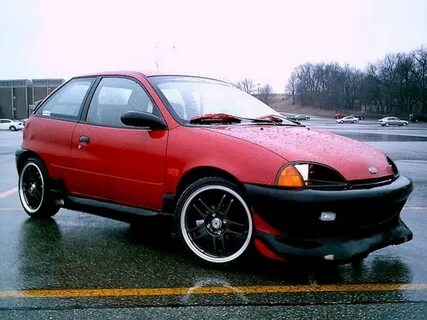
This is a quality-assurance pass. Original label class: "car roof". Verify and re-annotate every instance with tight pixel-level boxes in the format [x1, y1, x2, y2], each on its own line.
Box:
[76, 71, 226, 83]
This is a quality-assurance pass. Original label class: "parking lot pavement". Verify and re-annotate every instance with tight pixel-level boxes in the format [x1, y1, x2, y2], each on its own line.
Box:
[1, 121, 427, 319]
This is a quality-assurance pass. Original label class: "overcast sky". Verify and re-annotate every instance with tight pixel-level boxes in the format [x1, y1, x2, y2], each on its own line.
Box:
[1, 0, 426, 91]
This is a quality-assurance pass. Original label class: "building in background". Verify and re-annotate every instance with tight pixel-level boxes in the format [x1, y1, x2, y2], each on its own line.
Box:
[0, 79, 64, 119]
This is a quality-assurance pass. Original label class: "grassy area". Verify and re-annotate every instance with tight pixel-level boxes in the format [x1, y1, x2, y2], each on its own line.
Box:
[269, 95, 338, 117]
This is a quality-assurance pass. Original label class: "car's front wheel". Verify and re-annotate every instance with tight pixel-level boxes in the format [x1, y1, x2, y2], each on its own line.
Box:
[176, 177, 253, 265]
[385, 123, 390, 127]
[18, 158, 59, 219]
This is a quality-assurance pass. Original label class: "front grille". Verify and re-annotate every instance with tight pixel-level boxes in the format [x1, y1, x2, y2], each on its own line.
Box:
[307, 175, 396, 191]
[347, 175, 396, 190]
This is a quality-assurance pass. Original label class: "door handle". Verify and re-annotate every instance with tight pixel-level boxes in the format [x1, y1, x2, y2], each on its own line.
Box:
[79, 135, 90, 144]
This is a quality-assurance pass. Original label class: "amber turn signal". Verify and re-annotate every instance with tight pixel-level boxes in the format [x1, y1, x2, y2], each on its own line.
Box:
[277, 164, 305, 188]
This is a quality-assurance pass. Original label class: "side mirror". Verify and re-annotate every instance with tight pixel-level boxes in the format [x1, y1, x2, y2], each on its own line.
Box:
[121, 111, 167, 130]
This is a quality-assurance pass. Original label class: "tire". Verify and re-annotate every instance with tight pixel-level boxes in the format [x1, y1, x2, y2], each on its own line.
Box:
[403, 122, 408, 126]
[18, 158, 59, 219]
[385, 123, 390, 127]
[176, 177, 253, 265]
[339, 120, 344, 124]
[352, 121, 357, 124]
[9, 126, 16, 131]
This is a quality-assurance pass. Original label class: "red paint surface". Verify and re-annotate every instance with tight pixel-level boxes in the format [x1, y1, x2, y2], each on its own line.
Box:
[205, 126, 393, 181]
[254, 239, 287, 262]
[253, 212, 285, 237]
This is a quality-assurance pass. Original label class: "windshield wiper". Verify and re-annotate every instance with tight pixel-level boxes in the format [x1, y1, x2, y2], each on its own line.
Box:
[189, 113, 301, 126]
[189, 113, 242, 124]
[254, 115, 284, 123]
[252, 115, 302, 126]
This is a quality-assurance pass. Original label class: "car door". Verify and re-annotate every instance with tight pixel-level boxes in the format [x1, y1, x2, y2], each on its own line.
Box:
[27, 78, 96, 180]
[67, 77, 168, 210]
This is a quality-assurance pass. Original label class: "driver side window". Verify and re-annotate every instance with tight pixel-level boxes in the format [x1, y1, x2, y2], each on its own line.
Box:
[86, 77, 159, 127]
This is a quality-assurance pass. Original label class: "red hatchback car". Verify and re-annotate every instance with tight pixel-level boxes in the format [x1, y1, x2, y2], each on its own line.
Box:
[16, 72, 413, 265]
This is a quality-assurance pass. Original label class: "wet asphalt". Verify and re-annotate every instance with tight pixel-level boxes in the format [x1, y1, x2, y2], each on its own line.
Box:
[0, 118, 427, 319]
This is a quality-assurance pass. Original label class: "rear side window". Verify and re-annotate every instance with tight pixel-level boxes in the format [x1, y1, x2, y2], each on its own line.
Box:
[86, 77, 159, 127]
[35, 78, 93, 121]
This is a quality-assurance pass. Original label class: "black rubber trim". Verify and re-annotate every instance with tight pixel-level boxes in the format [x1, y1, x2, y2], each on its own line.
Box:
[63, 195, 174, 223]
[44, 178, 174, 222]
[256, 219, 413, 263]
[245, 175, 413, 206]
[15, 148, 27, 173]
[162, 193, 176, 213]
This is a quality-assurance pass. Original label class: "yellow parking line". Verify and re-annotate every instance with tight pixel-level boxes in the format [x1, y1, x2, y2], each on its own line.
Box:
[1, 283, 427, 299]
[0, 187, 18, 199]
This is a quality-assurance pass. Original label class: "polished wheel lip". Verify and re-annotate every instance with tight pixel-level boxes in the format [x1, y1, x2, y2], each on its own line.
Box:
[180, 185, 252, 264]
[19, 162, 45, 213]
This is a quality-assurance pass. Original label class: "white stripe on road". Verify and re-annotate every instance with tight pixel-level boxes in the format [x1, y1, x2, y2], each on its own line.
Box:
[0, 187, 18, 199]
[403, 206, 427, 210]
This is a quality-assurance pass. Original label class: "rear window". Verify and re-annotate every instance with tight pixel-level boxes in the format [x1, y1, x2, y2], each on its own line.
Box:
[35, 78, 94, 121]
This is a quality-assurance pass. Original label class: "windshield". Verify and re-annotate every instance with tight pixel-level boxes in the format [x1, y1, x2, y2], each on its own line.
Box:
[149, 76, 284, 122]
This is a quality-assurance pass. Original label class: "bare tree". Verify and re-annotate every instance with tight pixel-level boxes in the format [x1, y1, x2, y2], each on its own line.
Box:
[257, 84, 273, 105]
[414, 47, 427, 113]
[235, 78, 255, 94]
[285, 46, 427, 116]
[286, 73, 297, 104]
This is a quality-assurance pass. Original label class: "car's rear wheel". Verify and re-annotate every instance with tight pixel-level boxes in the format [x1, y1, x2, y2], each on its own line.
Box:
[176, 177, 253, 265]
[18, 158, 59, 219]
[9, 126, 16, 131]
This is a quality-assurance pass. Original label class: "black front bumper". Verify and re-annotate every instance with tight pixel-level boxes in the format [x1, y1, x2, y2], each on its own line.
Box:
[245, 175, 413, 262]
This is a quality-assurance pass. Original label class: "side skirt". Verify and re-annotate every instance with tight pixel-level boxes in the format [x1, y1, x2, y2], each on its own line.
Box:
[47, 178, 174, 223]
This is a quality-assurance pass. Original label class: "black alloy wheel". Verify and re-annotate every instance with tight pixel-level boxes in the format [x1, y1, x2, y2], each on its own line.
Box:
[176, 177, 253, 265]
[18, 158, 59, 218]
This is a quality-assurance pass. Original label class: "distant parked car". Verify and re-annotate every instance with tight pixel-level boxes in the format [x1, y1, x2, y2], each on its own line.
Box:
[334, 113, 347, 119]
[378, 117, 408, 127]
[350, 114, 365, 120]
[0, 119, 24, 131]
[287, 114, 310, 121]
[336, 116, 359, 124]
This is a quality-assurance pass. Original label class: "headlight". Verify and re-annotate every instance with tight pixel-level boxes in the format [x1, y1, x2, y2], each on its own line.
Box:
[276, 164, 305, 188]
[277, 162, 346, 188]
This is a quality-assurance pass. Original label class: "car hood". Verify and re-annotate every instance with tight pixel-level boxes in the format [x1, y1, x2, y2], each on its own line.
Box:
[205, 125, 394, 181]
